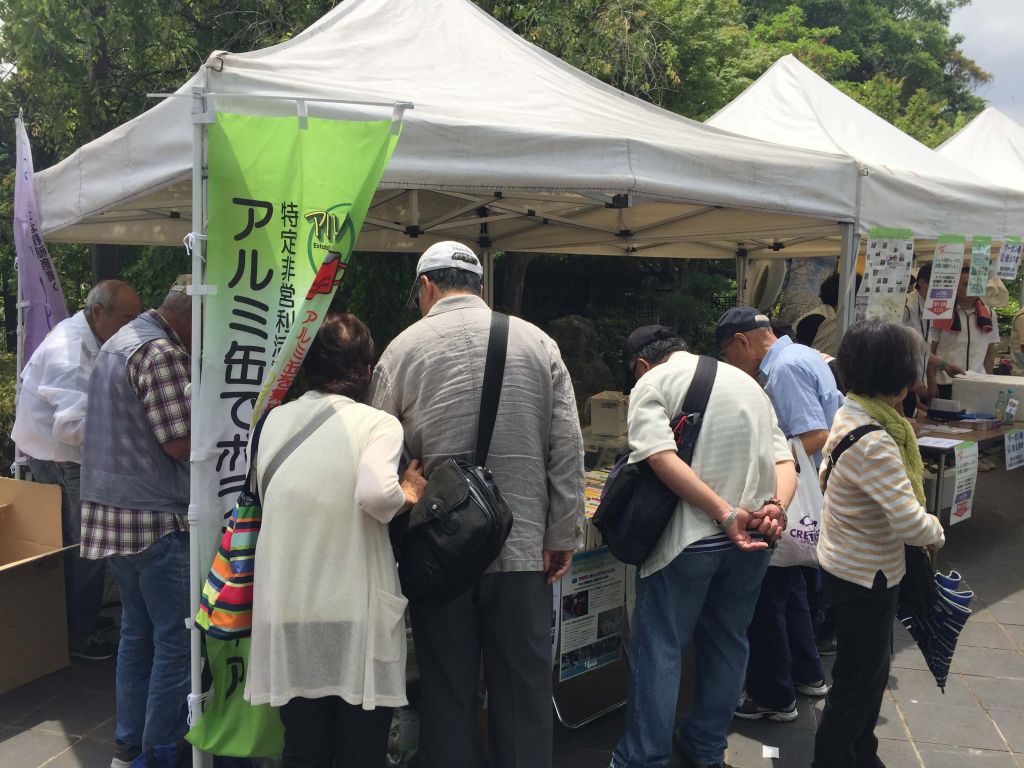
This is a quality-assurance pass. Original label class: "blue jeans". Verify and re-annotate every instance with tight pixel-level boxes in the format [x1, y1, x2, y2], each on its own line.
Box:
[108, 531, 190, 750]
[27, 459, 107, 642]
[612, 546, 771, 768]
[745, 565, 825, 708]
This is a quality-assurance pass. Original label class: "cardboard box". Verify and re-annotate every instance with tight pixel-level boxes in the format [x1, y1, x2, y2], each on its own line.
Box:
[0, 477, 69, 696]
[952, 374, 1024, 421]
[587, 391, 629, 436]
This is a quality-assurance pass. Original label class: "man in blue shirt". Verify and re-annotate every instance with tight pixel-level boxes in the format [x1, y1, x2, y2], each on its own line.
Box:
[716, 307, 844, 722]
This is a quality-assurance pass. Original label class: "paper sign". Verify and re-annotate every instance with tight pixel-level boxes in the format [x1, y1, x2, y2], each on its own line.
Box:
[551, 581, 561, 665]
[1006, 430, 1024, 471]
[762, 746, 781, 759]
[924, 235, 966, 321]
[967, 236, 992, 296]
[996, 236, 1023, 280]
[951, 441, 978, 525]
[860, 228, 914, 321]
[917, 436, 965, 449]
[559, 547, 626, 681]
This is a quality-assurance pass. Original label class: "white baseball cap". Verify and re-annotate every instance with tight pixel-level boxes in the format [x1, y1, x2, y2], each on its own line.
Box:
[405, 241, 483, 309]
[415, 241, 483, 277]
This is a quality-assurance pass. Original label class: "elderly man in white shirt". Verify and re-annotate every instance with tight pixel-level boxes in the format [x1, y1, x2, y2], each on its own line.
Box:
[610, 325, 794, 768]
[12, 279, 141, 660]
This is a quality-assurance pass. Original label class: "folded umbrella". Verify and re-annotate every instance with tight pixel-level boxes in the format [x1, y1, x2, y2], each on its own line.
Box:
[897, 570, 972, 693]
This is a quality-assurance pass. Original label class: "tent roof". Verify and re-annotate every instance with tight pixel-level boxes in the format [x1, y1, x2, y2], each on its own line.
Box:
[937, 108, 1024, 192]
[707, 55, 1024, 240]
[36, 0, 859, 258]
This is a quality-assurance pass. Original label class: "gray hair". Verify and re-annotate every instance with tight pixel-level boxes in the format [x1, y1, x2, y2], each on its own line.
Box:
[85, 280, 129, 312]
[160, 290, 192, 316]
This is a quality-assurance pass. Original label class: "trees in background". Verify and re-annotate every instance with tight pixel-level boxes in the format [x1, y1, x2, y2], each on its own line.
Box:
[0, 0, 992, 353]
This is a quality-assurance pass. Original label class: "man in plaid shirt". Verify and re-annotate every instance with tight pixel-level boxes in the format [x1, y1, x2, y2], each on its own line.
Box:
[81, 276, 192, 767]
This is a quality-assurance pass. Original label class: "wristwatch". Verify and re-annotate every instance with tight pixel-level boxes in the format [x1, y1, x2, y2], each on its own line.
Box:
[716, 506, 738, 530]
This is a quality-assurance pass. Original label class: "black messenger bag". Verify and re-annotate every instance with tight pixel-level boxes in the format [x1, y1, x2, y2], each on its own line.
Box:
[592, 356, 717, 565]
[389, 312, 515, 604]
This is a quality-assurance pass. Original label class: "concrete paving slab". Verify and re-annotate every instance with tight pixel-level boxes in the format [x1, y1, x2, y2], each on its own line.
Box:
[917, 743, 1018, 767]
[11, 689, 115, 738]
[955, 646, 1024, 679]
[901, 701, 1008, 751]
[876, 694, 913, 741]
[888, 668, 977, 709]
[965, 675, 1024, 712]
[989, 709, 1024, 753]
[0, 727, 76, 768]
[42, 737, 114, 768]
[876, 737, 924, 768]
[957, 621, 1017, 650]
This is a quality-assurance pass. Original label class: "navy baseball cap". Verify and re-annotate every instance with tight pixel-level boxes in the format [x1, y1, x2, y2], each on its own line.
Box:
[714, 307, 772, 347]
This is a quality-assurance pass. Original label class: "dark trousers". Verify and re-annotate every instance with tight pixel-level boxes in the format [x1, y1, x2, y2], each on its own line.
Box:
[746, 565, 824, 708]
[27, 459, 106, 642]
[802, 566, 835, 641]
[813, 571, 899, 768]
[279, 696, 393, 768]
[410, 571, 553, 768]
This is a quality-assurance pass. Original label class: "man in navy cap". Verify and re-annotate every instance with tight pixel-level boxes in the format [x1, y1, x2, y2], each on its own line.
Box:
[611, 324, 794, 768]
[716, 306, 844, 724]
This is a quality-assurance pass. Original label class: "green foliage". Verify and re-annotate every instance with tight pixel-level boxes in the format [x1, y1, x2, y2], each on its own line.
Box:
[0, 351, 15, 472]
[334, 251, 419, 351]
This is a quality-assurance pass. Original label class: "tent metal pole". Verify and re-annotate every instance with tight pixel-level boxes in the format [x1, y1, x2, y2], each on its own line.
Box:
[482, 248, 495, 307]
[836, 166, 866, 336]
[188, 75, 212, 768]
[837, 222, 858, 336]
[735, 247, 749, 306]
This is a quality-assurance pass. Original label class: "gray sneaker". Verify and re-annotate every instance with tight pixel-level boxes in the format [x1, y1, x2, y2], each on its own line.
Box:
[734, 693, 798, 722]
[70, 633, 117, 661]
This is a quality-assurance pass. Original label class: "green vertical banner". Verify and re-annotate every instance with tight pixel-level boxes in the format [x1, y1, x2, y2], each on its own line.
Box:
[198, 113, 399, 564]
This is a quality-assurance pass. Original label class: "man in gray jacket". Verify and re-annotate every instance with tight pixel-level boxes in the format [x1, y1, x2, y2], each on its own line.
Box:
[368, 241, 585, 768]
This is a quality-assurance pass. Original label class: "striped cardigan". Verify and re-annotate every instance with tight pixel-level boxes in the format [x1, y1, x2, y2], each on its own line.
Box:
[817, 400, 945, 590]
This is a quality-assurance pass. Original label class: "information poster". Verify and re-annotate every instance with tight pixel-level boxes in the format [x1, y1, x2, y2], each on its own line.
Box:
[967, 236, 993, 296]
[1006, 430, 1024, 471]
[951, 441, 979, 525]
[996, 236, 1023, 280]
[859, 228, 914, 321]
[924, 235, 966, 321]
[558, 547, 626, 682]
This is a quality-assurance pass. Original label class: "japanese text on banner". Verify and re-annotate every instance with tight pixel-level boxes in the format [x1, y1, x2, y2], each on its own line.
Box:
[198, 112, 399, 570]
[923, 235, 966, 322]
[858, 228, 913, 322]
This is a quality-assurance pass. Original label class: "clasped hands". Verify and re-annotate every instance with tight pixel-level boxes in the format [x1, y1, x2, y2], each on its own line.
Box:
[723, 503, 786, 551]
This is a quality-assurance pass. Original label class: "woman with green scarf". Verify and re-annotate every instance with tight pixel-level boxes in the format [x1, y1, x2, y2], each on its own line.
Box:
[812, 320, 945, 768]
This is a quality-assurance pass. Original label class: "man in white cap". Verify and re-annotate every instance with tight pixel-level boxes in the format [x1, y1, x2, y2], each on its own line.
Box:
[369, 241, 585, 768]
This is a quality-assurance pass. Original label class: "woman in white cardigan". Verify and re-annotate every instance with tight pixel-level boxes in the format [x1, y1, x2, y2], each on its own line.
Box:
[245, 312, 425, 768]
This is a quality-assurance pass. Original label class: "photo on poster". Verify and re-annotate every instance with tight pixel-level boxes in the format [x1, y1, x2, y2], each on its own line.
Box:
[558, 547, 626, 681]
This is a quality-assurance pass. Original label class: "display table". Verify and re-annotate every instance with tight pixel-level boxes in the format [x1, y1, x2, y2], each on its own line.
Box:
[915, 417, 1018, 522]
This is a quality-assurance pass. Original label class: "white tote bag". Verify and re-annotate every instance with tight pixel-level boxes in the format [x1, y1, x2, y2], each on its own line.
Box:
[770, 438, 823, 568]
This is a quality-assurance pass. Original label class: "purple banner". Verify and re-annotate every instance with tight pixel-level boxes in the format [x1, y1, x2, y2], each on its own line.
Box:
[15, 116, 68, 361]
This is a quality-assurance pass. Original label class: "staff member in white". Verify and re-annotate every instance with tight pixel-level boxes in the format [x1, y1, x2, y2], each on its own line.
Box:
[901, 263, 963, 412]
[12, 279, 141, 660]
[928, 266, 999, 398]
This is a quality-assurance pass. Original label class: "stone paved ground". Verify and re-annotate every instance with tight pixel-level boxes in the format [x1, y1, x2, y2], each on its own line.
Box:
[2, 461, 1022, 768]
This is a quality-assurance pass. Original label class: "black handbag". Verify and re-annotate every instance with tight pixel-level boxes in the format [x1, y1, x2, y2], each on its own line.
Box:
[592, 356, 718, 565]
[389, 311, 515, 604]
[823, 424, 938, 612]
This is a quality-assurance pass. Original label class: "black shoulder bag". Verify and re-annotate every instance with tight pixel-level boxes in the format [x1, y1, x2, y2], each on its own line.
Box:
[592, 355, 718, 565]
[389, 312, 515, 605]
[823, 424, 937, 614]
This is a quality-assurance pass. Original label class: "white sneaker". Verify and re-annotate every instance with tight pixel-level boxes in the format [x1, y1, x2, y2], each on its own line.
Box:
[795, 679, 829, 697]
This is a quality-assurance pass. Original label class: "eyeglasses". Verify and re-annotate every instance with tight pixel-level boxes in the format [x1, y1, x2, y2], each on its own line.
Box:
[718, 336, 737, 361]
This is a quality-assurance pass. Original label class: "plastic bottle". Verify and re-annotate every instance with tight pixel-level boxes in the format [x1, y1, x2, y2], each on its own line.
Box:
[1004, 387, 1017, 426]
[994, 388, 1009, 422]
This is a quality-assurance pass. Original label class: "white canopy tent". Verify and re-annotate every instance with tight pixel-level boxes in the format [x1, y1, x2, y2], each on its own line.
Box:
[937, 108, 1024, 192]
[706, 54, 1024, 325]
[33, 1, 867, 757]
[37, 0, 861, 260]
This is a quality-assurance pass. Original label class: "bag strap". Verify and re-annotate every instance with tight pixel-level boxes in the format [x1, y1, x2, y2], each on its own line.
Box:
[821, 424, 884, 490]
[257, 403, 338, 501]
[681, 355, 717, 415]
[475, 311, 509, 467]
